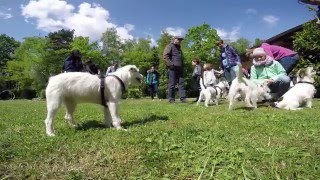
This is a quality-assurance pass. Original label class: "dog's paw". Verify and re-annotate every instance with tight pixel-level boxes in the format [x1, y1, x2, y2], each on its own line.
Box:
[46, 132, 55, 137]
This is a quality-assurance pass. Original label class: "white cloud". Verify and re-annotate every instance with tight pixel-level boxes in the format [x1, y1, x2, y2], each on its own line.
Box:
[164, 27, 186, 37]
[216, 26, 241, 42]
[263, 15, 279, 26]
[0, 6, 13, 19]
[21, 0, 134, 41]
[246, 8, 257, 15]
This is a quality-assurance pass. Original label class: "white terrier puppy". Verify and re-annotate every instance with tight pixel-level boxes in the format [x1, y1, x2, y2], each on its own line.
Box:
[44, 65, 143, 136]
[197, 78, 229, 107]
[228, 65, 271, 110]
[275, 67, 317, 110]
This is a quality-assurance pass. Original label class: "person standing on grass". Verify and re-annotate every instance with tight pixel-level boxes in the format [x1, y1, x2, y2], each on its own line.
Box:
[63, 49, 83, 72]
[146, 65, 161, 101]
[106, 60, 120, 75]
[217, 39, 241, 86]
[191, 58, 202, 102]
[163, 36, 187, 103]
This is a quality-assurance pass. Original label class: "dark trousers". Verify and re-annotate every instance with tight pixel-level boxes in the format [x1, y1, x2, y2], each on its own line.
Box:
[149, 84, 160, 99]
[168, 68, 186, 102]
[279, 54, 299, 75]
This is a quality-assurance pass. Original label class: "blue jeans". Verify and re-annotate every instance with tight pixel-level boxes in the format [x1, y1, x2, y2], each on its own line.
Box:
[269, 75, 291, 98]
[279, 54, 299, 74]
[149, 84, 160, 99]
[224, 65, 239, 85]
[168, 68, 186, 102]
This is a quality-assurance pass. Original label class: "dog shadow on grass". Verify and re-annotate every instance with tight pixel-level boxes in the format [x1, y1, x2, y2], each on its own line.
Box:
[75, 114, 169, 131]
[122, 114, 169, 128]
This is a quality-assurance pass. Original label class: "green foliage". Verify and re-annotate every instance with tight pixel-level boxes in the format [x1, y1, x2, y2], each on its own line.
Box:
[127, 88, 143, 98]
[230, 38, 251, 55]
[1, 99, 320, 179]
[0, 34, 20, 89]
[293, 21, 320, 87]
[101, 28, 123, 63]
[253, 38, 263, 48]
[70, 36, 107, 70]
[155, 32, 172, 98]
[184, 23, 220, 63]
[6, 37, 47, 89]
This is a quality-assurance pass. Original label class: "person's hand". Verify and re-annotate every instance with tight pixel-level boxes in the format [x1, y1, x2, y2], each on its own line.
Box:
[219, 70, 224, 74]
[266, 79, 274, 85]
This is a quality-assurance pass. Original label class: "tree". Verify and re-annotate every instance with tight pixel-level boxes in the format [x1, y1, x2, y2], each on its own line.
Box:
[6, 37, 46, 90]
[70, 36, 106, 70]
[184, 23, 220, 64]
[101, 28, 123, 63]
[122, 38, 153, 74]
[230, 38, 251, 55]
[253, 38, 263, 48]
[155, 32, 173, 98]
[0, 34, 20, 89]
[293, 21, 320, 94]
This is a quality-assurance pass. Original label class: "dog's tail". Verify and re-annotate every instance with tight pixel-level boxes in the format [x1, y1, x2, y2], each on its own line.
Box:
[236, 64, 247, 85]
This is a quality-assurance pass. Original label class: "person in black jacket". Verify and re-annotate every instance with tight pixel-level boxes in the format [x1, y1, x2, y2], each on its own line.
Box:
[84, 60, 99, 75]
[163, 36, 187, 103]
[63, 49, 83, 72]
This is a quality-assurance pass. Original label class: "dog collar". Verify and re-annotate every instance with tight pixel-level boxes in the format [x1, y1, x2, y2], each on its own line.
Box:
[297, 81, 314, 85]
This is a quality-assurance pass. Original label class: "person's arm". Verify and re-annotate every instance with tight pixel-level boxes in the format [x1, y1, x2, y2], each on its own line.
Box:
[261, 43, 274, 59]
[163, 44, 172, 66]
[270, 61, 286, 81]
[230, 46, 241, 64]
[250, 66, 265, 84]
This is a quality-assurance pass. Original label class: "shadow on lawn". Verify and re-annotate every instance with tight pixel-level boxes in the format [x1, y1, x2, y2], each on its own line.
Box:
[75, 114, 169, 131]
[122, 114, 169, 128]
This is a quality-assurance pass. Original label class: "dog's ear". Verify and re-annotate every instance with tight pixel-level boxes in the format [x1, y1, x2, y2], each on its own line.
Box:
[129, 67, 138, 72]
[297, 68, 306, 78]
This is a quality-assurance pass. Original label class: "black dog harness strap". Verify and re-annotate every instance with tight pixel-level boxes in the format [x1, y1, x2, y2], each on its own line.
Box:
[99, 74, 126, 107]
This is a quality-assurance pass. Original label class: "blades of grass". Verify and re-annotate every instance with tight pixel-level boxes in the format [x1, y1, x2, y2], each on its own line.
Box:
[197, 154, 211, 180]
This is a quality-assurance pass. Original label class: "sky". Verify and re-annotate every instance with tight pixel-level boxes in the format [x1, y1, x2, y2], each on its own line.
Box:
[0, 0, 316, 45]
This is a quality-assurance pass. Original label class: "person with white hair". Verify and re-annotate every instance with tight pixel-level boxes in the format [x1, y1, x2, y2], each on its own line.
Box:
[250, 47, 291, 100]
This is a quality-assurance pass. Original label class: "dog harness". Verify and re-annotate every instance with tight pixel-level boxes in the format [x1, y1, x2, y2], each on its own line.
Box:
[99, 74, 126, 107]
[297, 81, 314, 85]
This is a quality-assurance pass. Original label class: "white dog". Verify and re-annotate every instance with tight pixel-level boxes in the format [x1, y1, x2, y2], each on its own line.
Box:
[275, 67, 316, 110]
[44, 65, 143, 136]
[228, 65, 271, 110]
[197, 78, 229, 107]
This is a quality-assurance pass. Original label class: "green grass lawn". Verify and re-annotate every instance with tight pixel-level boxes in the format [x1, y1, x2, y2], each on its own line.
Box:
[0, 99, 320, 179]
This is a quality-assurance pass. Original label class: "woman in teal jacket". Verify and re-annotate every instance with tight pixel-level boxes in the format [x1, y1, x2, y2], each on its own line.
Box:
[146, 66, 161, 100]
[250, 48, 290, 100]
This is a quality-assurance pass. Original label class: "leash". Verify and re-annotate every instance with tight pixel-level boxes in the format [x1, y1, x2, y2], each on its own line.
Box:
[99, 74, 126, 107]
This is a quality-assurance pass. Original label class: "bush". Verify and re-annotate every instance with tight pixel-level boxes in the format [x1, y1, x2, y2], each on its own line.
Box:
[293, 21, 320, 97]
[127, 88, 142, 99]
[20, 88, 37, 99]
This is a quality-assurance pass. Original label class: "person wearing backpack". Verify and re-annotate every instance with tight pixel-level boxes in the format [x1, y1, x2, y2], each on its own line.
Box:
[146, 65, 161, 101]
[63, 49, 83, 72]
[217, 39, 241, 85]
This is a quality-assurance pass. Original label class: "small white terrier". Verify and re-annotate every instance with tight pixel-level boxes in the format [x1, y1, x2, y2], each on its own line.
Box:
[228, 65, 271, 110]
[197, 78, 229, 107]
[44, 65, 143, 136]
[275, 67, 317, 110]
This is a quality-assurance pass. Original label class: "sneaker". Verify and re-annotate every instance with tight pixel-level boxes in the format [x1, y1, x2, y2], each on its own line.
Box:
[169, 100, 175, 103]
